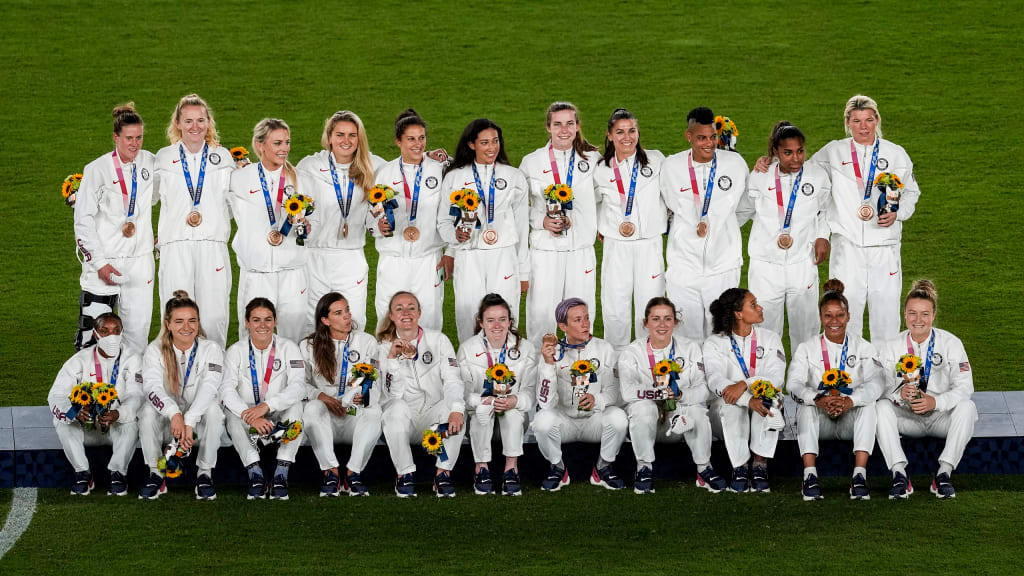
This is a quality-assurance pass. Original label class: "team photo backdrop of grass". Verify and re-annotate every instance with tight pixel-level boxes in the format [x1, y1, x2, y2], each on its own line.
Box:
[1, 0, 1021, 403]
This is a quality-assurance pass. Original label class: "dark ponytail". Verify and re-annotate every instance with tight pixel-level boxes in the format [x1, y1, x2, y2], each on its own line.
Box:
[768, 121, 805, 159]
[709, 288, 749, 335]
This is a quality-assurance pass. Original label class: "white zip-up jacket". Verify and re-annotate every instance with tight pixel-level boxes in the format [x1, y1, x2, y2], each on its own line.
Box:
[877, 328, 973, 411]
[745, 160, 831, 265]
[594, 151, 667, 241]
[458, 333, 538, 414]
[142, 338, 224, 427]
[520, 144, 603, 251]
[536, 336, 621, 418]
[618, 336, 709, 406]
[703, 326, 786, 408]
[296, 150, 387, 250]
[75, 150, 157, 278]
[301, 330, 383, 408]
[372, 156, 448, 258]
[49, 345, 143, 425]
[228, 162, 305, 272]
[660, 149, 750, 275]
[221, 335, 306, 418]
[153, 144, 234, 244]
[380, 329, 465, 415]
[787, 333, 884, 407]
[810, 137, 920, 247]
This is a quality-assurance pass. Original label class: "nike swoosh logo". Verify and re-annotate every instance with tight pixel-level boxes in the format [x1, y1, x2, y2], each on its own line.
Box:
[464, 181, 475, 186]
[393, 180, 403, 186]
[679, 187, 691, 192]
[890, 271, 898, 276]
[767, 187, 776, 191]
[147, 279, 153, 284]
[841, 161, 854, 165]
[807, 284, 814, 290]
[356, 279, 365, 285]
[301, 289, 307, 294]
[89, 373, 96, 377]
[172, 160, 180, 164]
[216, 266, 225, 272]
[651, 274, 661, 279]
[112, 180, 120, 185]
[249, 189, 259, 194]
[609, 178, 617, 183]
[476, 351, 487, 357]
[434, 281, 442, 287]
[585, 268, 594, 274]
[504, 274, 514, 280]
[320, 168, 331, 172]
[542, 169, 553, 174]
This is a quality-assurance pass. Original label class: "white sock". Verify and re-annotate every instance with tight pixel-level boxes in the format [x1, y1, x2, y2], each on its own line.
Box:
[853, 466, 867, 479]
[803, 467, 817, 480]
[892, 463, 907, 477]
[696, 462, 711, 473]
[637, 460, 652, 471]
[938, 462, 953, 477]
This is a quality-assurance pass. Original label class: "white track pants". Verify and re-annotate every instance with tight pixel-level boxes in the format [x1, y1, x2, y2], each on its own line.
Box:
[303, 398, 383, 473]
[237, 267, 308, 342]
[531, 406, 628, 465]
[453, 247, 521, 344]
[601, 237, 666, 349]
[158, 240, 232, 347]
[709, 397, 780, 468]
[468, 405, 527, 463]
[306, 247, 369, 333]
[747, 258, 820, 348]
[796, 403, 877, 456]
[138, 402, 223, 472]
[381, 400, 465, 475]
[875, 399, 977, 470]
[829, 235, 902, 342]
[81, 254, 154, 355]
[55, 420, 138, 474]
[665, 266, 740, 342]
[374, 252, 444, 332]
[526, 247, 597, 340]
[626, 401, 712, 466]
[224, 404, 303, 467]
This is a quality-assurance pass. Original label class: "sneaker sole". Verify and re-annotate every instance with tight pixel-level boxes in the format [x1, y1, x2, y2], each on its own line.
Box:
[473, 489, 495, 495]
[541, 476, 570, 492]
[695, 478, 723, 494]
[754, 487, 771, 493]
[107, 489, 127, 497]
[320, 491, 340, 498]
[589, 474, 623, 491]
[71, 480, 94, 496]
[395, 490, 417, 498]
[930, 487, 955, 499]
[802, 493, 824, 501]
[889, 492, 909, 500]
[139, 484, 167, 500]
[269, 494, 289, 501]
[502, 490, 523, 496]
[633, 487, 655, 495]
[434, 491, 455, 498]
[248, 494, 267, 500]
[726, 486, 751, 493]
[849, 493, 871, 500]
[196, 494, 218, 501]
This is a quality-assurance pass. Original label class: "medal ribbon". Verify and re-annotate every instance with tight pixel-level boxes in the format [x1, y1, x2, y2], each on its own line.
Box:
[336, 336, 352, 397]
[688, 153, 717, 221]
[547, 144, 575, 187]
[906, 331, 936, 391]
[775, 165, 804, 233]
[729, 329, 757, 379]
[612, 155, 640, 220]
[849, 139, 880, 203]
[328, 155, 355, 222]
[179, 143, 208, 209]
[820, 335, 849, 373]
[483, 334, 509, 368]
[180, 340, 199, 394]
[472, 163, 497, 226]
[92, 348, 121, 386]
[555, 336, 591, 362]
[248, 337, 276, 404]
[399, 158, 423, 223]
[111, 151, 138, 219]
[257, 162, 287, 229]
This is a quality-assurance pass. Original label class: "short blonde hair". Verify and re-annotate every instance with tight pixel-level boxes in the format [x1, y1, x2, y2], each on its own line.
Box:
[166, 94, 220, 146]
[843, 94, 883, 139]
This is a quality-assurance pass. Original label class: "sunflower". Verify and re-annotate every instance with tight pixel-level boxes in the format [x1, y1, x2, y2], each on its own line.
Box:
[822, 369, 839, 386]
[230, 146, 249, 160]
[571, 360, 592, 375]
[556, 187, 571, 202]
[487, 363, 512, 382]
[463, 195, 478, 211]
[899, 355, 920, 373]
[653, 360, 672, 375]
[450, 190, 465, 204]
[61, 180, 73, 198]
[285, 197, 304, 217]
[368, 186, 389, 204]
[96, 392, 110, 405]
[283, 421, 303, 443]
[422, 430, 443, 454]
[107, 388, 118, 400]
[714, 116, 724, 131]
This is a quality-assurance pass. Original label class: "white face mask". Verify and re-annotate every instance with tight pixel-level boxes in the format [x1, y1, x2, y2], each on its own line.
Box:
[95, 333, 122, 357]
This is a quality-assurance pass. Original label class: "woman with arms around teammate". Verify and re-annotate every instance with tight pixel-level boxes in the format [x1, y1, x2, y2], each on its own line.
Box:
[458, 293, 537, 496]
[787, 279, 884, 500]
[373, 109, 451, 331]
[703, 288, 786, 493]
[139, 291, 225, 500]
[228, 118, 308, 341]
[439, 118, 530, 343]
[519, 102, 603, 339]
[302, 292, 384, 497]
[378, 291, 466, 497]
[875, 280, 976, 499]
[152, 94, 234, 346]
[592, 108, 667, 349]
[617, 297, 726, 494]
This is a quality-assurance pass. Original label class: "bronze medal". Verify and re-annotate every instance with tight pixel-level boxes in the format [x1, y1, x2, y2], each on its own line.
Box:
[696, 221, 709, 238]
[400, 341, 418, 358]
[267, 230, 284, 246]
[341, 222, 349, 238]
[618, 222, 635, 237]
[122, 222, 136, 237]
[777, 233, 794, 250]
[858, 204, 875, 221]
[542, 333, 558, 348]
[404, 225, 420, 242]
[186, 211, 203, 227]
[482, 229, 499, 245]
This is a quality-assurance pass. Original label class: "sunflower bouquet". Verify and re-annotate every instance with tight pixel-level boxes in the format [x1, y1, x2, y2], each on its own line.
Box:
[66, 382, 96, 422]
[874, 172, 904, 215]
[714, 115, 739, 151]
[422, 423, 450, 462]
[368, 184, 399, 237]
[345, 362, 378, 415]
[817, 369, 854, 398]
[248, 419, 304, 449]
[448, 189, 481, 236]
[569, 359, 599, 411]
[158, 437, 191, 479]
[282, 192, 315, 245]
[750, 379, 785, 430]
[895, 354, 924, 400]
[651, 359, 682, 411]
[61, 173, 82, 207]
[543, 183, 574, 237]
[230, 146, 251, 168]
[90, 383, 120, 433]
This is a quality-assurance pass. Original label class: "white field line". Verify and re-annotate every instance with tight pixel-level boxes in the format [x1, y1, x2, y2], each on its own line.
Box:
[0, 488, 37, 560]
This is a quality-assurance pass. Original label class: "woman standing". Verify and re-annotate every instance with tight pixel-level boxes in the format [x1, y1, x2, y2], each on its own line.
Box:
[439, 118, 529, 343]
[153, 94, 234, 346]
[788, 280, 883, 500]
[592, 108, 666, 349]
[373, 109, 450, 331]
[228, 118, 308, 341]
[302, 292, 384, 497]
[703, 288, 786, 493]
[458, 293, 537, 496]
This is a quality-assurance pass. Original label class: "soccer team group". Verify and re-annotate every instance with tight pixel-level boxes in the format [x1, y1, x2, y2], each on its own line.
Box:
[49, 93, 976, 502]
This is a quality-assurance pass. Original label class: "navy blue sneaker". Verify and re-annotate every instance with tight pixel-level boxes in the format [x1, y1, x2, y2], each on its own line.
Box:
[541, 465, 569, 492]
[433, 471, 456, 498]
[269, 475, 289, 501]
[696, 467, 727, 493]
[395, 473, 417, 498]
[139, 472, 166, 500]
[802, 473, 823, 501]
[889, 472, 912, 500]
[344, 471, 369, 497]
[108, 471, 127, 496]
[319, 470, 340, 498]
[70, 471, 93, 496]
[849, 473, 870, 500]
[931, 473, 955, 499]
[634, 466, 655, 495]
[502, 469, 522, 496]
[248, 471, 267, 500]
[728, 466, 750, 493]
[751, 465, 770, 493]
[474, 467, 494, 495]
[195, 474, 217, 501]
[590, 465, 625, 490]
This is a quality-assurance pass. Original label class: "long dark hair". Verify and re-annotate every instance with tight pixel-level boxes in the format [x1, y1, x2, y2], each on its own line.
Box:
[710, 288, 750, 336]
[472, 293, 522, 353]
[601, 108, 649, 168]
[445, 118, 510, 176]
[546, 102, 598, 155]
[306, 292, 350, 383]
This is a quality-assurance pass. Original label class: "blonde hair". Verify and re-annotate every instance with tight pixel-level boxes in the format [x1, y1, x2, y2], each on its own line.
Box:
[905, 279, 938, 313]
[320, 111, 375, 194]
[843, 94, 883, 139]
[158, 290, 206, 396]
[166, 93, 220, 146]
[252, 118, 297, 190]
[376, 291, 420, 342]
